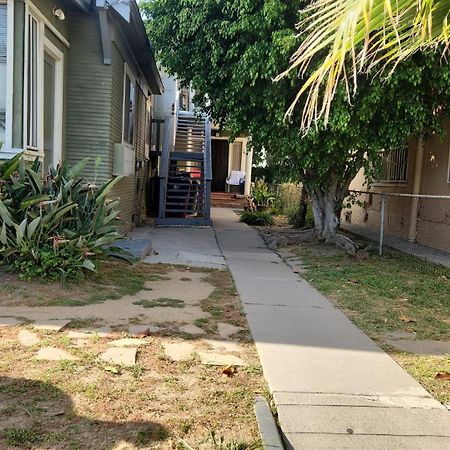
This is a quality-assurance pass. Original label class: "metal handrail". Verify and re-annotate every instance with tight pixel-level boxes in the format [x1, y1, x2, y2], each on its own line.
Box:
[158, 116, 171, 218]
[348, 190, 450, 200]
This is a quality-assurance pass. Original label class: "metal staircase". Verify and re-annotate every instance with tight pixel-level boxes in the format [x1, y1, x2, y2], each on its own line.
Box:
[157, 112, 212, 226]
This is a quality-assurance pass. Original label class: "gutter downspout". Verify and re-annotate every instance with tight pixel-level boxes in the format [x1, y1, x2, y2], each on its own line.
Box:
[407, 135, 424, 243]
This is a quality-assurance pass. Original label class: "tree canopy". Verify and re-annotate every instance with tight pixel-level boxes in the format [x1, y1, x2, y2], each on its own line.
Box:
[143, 0, 450, 246]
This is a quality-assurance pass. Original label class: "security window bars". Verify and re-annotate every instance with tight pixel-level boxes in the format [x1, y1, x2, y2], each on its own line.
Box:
[378, 146, 408, 183]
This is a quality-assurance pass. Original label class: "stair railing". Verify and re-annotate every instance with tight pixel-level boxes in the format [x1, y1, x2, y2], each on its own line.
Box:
[203, 117, 212, 221]
[158, 116, 171, 219]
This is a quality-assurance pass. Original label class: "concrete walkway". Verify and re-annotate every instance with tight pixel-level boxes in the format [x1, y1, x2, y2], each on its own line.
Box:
[343, 223, 450, 268]
[131, 225, 226, 269]
[212, 208, 450, 449]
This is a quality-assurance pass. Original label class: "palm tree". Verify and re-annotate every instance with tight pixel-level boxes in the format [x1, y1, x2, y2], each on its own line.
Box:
[277, 0, 450, 130]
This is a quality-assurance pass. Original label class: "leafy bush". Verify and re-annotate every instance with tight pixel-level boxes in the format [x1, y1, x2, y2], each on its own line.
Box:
[240, 210, 274, 226]
[251, 178, 275, 206]
[0, 155, 123, 281]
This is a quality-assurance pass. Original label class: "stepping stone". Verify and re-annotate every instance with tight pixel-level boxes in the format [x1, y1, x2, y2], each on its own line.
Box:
[18, 330, 41, 347]
[179, 324, 205, 336]
[202, 339, 243, 353]
[33, 320, 71, 332]
[386, 339, 450, 356]
[35, 347, 79, 361]
[92, 326, 114, 337]
[198, 351, 246, 367]
[108, 338, 148, 347]
[0, 317, 21, 327]
[67, 330, 96, 339]
[217, 323, 242, 338]
[163, 342, 195, 362]
[383, 331, 416, 341]
[99, 347, 137, 367]
[128, 325, 162, 336]
[74, 339, 91, 348]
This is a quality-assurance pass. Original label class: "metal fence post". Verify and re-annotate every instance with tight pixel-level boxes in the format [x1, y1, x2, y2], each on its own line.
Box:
[379, 194, 386, 256]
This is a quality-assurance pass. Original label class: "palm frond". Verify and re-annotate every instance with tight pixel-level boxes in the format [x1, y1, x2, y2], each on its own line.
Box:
[277, 0, 450, 130]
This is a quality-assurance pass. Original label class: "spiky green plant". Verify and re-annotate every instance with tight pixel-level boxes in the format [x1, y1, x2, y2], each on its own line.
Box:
[0, 155, 123, 280]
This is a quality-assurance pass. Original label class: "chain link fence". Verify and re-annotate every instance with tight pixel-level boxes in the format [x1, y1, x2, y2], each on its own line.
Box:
[341, 190, 450, 265]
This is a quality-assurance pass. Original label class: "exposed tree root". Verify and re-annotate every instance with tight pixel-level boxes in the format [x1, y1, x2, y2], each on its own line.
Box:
[324, 232, 358, 255]
[259, 228, 358, 255]
[258, 228, 315, 250]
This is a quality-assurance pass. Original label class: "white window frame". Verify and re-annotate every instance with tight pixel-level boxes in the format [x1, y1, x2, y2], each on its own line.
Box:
[122, 64, 136, 145]
[23, 2, 44, 155]
[22, 1, 68, 159]
[43, 36, 64, 167]
[0, 0, 14, 152]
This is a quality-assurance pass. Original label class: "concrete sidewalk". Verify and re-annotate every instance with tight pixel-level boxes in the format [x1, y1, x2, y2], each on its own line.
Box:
[213, 208, 450, 449]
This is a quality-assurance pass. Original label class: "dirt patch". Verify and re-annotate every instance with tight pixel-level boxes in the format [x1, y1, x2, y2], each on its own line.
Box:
[0, 261, 172, 308]
[0, 265, 267, 449]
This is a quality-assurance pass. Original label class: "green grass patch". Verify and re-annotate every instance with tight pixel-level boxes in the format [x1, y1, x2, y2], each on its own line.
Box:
[292, 239, 450, 402]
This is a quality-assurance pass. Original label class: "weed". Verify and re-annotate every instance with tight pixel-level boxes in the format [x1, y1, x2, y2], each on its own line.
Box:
[3, 427, 42, 446]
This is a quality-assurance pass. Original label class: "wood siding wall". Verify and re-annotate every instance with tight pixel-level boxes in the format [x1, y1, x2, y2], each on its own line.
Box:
[65, 13, 113, 181]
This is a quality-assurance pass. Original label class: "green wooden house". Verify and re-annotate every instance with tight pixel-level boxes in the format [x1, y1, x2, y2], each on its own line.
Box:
[0, 0, 163, 230]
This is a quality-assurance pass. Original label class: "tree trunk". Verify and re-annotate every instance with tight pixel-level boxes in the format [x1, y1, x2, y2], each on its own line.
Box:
[310, 177, 357, 254]
[292, 185, 308, 228]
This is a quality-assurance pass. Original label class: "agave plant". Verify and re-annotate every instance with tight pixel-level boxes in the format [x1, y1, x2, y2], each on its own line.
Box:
[277, 0, 450, 129]
[0, 155, 123, 280]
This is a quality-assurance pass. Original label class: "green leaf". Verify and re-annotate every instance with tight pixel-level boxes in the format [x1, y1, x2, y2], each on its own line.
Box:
[27, 216, 41, 240]
[82, 259, 96, 272]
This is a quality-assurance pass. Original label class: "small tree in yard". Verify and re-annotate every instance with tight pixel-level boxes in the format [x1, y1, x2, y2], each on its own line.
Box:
[143, 0, 450, 252]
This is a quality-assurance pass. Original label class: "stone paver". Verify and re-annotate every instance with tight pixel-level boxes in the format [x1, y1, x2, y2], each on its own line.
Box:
[212, 207, 450, 449]
[99, 347, 137, 367]
[202, 339, 243, 353]
[66, 330, 96, 339]
[128, 325, 162, 336]
[217, 322, 242, 338]
[35, 347, 78, 361]
[386, 338, 450, 356]
[33, 320, 71, 331]
[18, 329, 41, 346]
[163, 342, 195, 362]
[179, 324, 205, 335]
[197, 351, 246, 366]
[0, 317, 22, 327]
[108, 338, 148, 347]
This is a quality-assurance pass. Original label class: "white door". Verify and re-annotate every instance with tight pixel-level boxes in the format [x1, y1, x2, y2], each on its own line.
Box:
[43, 38, 63, 170]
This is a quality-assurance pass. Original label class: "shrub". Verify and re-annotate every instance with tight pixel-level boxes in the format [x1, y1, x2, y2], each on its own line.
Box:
[240, 210, 274, 226]
[0, 155, 123, 281]
[251, 178, 275, 206]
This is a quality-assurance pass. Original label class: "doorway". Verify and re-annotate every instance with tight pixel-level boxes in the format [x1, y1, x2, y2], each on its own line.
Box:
[211, 139, 229, 192]
[43, 38, 63, 170]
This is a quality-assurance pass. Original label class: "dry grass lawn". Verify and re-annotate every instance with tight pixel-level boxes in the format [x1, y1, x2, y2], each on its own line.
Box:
[0, 262, 266, 449]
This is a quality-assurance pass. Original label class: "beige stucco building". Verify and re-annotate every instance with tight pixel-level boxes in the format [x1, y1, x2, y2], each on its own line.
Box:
[345, 125, 450, 254]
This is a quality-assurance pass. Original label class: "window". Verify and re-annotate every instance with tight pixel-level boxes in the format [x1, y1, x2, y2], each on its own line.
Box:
[0, 2, 7, 150]
[377, 145, 408, 183]
[123, 71, 135, 145]
[179, 88, 190, 111]
[25, 11, 39, 150]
